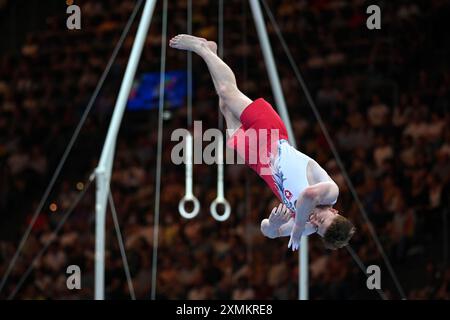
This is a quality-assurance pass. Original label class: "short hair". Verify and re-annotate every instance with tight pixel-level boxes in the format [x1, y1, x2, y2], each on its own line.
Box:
[322, 215, 356, 250]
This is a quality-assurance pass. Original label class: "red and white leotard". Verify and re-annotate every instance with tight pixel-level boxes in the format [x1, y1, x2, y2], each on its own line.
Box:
[226, 98, 314, 213]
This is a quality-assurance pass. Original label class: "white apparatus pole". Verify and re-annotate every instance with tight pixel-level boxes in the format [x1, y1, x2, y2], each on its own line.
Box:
[248, 0, 308, 300]
[94, 0, 157, 300]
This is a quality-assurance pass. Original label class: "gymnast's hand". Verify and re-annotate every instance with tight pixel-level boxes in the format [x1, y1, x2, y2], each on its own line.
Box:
[288, 223, 303, 251]
[268, 203, 291, 228]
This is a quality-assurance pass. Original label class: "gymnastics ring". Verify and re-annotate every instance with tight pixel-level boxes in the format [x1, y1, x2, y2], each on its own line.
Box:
[178, 194, 200, 219]
[210, 196, 231, 222]
[178, 133, 200, 219]
[209, 135, 231, 221]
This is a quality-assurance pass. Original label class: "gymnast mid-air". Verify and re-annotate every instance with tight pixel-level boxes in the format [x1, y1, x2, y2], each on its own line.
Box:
[169, 34, 355, 251]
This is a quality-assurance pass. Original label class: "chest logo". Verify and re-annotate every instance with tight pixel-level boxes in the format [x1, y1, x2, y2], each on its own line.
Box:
[284, 189, 293, 200]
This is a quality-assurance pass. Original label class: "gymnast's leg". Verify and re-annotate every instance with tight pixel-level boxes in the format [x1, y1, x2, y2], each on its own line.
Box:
[199, 39, 242, 134]
[169, 34, 252, 128]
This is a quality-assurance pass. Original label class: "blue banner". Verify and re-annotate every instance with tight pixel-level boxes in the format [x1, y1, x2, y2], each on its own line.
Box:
[127, 71, 188, 110]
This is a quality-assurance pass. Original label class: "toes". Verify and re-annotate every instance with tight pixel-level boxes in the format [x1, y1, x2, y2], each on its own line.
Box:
[171, 35, 182, 42]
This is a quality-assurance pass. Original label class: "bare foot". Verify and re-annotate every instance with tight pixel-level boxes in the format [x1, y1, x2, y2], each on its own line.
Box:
[169, 34, 208, 52]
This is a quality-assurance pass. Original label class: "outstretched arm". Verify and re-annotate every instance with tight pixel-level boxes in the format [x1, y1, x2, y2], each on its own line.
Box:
[288, 182, 339, 250]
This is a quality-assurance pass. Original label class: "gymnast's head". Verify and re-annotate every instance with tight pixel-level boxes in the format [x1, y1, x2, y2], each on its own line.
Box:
[310, 205, 356, 250]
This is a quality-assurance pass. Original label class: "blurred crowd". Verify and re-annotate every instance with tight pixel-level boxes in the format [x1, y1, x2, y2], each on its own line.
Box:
[0, 0, 449, 299]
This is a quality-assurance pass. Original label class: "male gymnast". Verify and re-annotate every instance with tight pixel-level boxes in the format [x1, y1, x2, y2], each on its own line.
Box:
[169, 34, 355, 251]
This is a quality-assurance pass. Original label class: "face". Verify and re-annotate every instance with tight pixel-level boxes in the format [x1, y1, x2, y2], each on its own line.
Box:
[309, 206, 339, 236]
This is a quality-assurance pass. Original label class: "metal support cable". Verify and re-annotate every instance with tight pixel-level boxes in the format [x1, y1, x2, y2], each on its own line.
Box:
[150, 0, 168, 301]
[178, 0, 200, 220]
[209, 0, 231, 222]
[346, 246, 388, 300]
[218, 0, 224, 130]
[108, 192, 136, 300]
[8, 174, 95, 299]
[187, 0, 193, 127]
